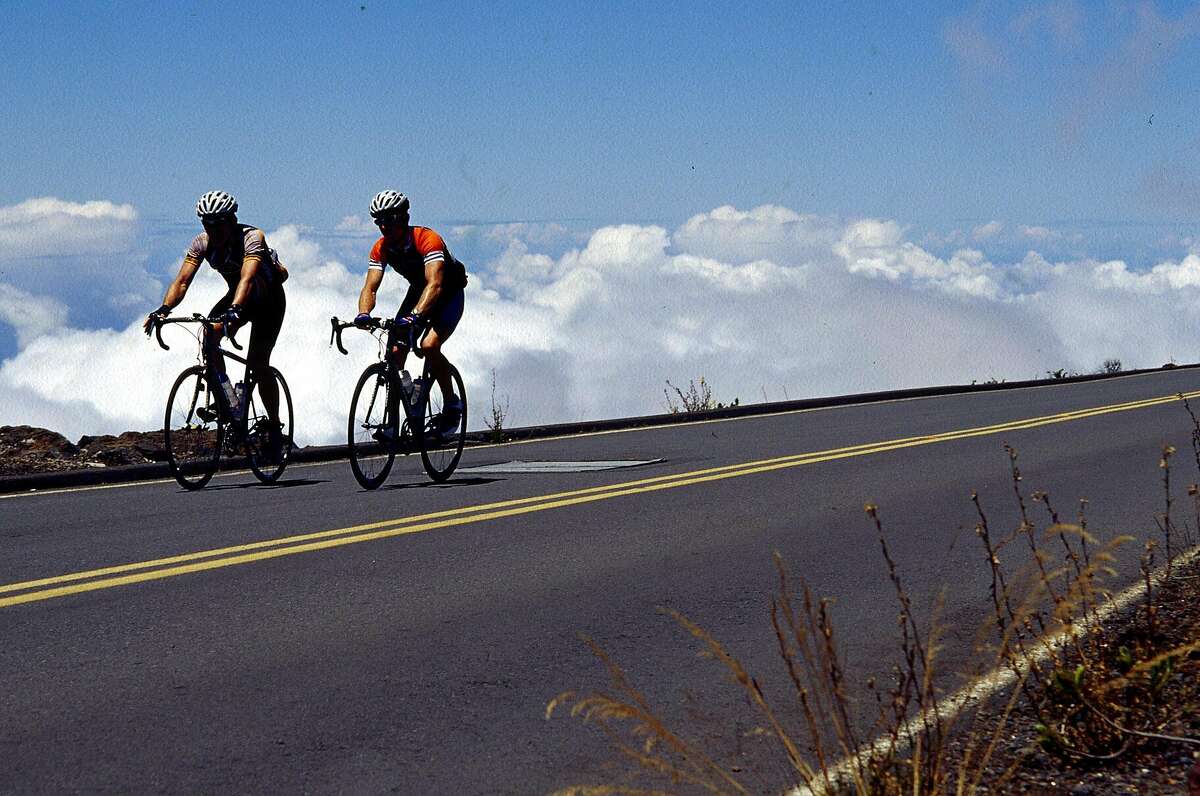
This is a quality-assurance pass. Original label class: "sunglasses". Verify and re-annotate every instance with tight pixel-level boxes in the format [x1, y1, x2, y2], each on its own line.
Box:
[374, 215, 405, 228]
[201, 215, 231, 227]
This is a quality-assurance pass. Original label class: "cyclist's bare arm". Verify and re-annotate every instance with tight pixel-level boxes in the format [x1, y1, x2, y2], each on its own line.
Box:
[358, 267, 384, 315]
[411, 259, 445, 316]
[231, 254, 263, 307]
[164, 255, 202, 309]
[144, 255, 201, 332]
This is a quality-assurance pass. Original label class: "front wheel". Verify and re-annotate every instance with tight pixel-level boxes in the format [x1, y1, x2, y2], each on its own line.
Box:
[245, 366, 294, 483]
[164, 365, 224, 490]
[418, 362, 467, 483]
[348, 362, 398, 490]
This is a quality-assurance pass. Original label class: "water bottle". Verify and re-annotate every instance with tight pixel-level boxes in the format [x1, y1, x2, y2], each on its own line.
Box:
[409, 377, 425, 411]
[233, 381, 246, 420]
[218, 372, 239, 417]
[399, 369, 413, 399]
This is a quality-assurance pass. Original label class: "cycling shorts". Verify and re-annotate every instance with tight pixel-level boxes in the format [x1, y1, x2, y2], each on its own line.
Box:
[209, 285, 286, 363]
[399, 287, 464, 339]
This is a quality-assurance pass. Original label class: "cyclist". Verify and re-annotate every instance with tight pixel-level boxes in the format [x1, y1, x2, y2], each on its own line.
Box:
[144, 191, 289, 455]
[354, 190, 467, 437]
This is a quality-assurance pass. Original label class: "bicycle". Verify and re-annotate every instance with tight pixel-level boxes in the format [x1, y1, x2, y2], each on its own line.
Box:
[151, 314, 294, 490]
[330, 316, 467, 489]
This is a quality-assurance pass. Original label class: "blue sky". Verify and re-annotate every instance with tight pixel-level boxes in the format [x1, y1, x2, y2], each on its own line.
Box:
[6, 2, 1200, 441]
[3, 1, 1199, 248]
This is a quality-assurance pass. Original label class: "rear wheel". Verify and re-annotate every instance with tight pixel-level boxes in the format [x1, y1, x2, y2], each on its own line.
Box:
[418, 362, 467, 483]
[245, 366, 294, 483]
[349, 362, 398, 489]
[164, 365, 223, 490]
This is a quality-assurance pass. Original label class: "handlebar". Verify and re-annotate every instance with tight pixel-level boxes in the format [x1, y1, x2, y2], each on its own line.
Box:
[150, 314, 243, 352]
[329, 316, 424, 359]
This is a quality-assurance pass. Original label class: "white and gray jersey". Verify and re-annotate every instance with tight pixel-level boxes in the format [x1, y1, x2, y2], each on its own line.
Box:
[186, 224, 283, 296]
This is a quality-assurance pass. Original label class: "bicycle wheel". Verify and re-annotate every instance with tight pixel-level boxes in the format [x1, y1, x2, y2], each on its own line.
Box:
[418, 361, 467, 483]
[164, 365, 224, 490]
[349, 362, 398, 489]
[245, 366, 294, 483]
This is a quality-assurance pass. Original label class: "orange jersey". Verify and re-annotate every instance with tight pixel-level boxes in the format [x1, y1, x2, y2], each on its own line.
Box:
[368, 226, 468, 291]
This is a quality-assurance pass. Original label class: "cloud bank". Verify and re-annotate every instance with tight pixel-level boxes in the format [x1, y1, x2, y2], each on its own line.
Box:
[2, 198, 1197, 446]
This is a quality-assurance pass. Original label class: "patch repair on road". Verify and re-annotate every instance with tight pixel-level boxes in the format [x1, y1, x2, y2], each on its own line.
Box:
[455, 459, 665, 474]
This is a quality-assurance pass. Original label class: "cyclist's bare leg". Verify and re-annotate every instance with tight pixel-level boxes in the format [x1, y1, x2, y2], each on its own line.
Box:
[387, 343, 410, 373]
[247, 352, 280, 422]
[419, 328, 454, 398]
[203, 323, 229, 380]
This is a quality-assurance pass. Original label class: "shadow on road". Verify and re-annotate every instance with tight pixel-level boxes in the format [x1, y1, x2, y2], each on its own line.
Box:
[381, 477, 503, 491]
[189, 478, 328, 492]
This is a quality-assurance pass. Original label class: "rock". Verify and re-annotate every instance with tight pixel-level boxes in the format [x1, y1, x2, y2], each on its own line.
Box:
[77, 431, 168, 465]
[0, 426, 168, 476]
[0, 426, 78, 458]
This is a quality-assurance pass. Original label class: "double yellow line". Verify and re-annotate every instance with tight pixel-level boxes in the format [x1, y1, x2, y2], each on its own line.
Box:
[3, 390, 1197, 610]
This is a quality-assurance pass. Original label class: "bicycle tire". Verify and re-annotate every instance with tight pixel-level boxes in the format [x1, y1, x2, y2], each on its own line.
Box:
[418, 361, 467, 483]
[349, 362, 397, 490]
[164, 365, 224, 490]
[245, 366, 294, 483]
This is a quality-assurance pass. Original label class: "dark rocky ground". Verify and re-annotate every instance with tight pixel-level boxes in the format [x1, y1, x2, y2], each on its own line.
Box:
[0, 425, 168, 476]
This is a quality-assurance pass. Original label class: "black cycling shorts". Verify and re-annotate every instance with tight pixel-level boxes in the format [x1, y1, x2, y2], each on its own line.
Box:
[209, 285, 286, 364]
[398, 286, 465, 339]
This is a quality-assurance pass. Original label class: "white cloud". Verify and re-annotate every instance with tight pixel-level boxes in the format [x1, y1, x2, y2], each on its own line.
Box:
[836, 221, 1003, 300]
[674, 204, 839, 264]
[972, 220, 1003, 240]
[5, 203, 1200, 445]
[453, 222, 577, 250]
[1021, 225, 1060, 241]
[0, 197, 158, 338]
[0, 197, 138, 259]
[334, 215, 376, 236]
[0, 284, 70, 348]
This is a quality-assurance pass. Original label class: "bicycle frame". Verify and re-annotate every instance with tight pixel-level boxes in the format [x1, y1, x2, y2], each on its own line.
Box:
[331, 316, 421, 428]
[154, 314, 249, 425]
[331, 314, 468, 486]
[152, 313, 294, 488]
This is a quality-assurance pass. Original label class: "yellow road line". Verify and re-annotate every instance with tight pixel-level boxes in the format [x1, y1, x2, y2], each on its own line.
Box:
[3, 390, 1197, 609]
[2, 368, 1177, 503]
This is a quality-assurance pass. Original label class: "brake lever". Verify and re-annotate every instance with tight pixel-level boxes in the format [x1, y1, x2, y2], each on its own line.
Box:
[408, 323, 425, 359]
[209, 316, 244, 351]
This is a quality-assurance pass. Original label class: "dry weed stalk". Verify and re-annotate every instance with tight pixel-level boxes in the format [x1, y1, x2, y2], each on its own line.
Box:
[551, 436, 1200, 793]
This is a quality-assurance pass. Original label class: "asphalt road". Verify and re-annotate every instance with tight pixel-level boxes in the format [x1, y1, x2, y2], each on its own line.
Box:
[3, 368, 1199, 794]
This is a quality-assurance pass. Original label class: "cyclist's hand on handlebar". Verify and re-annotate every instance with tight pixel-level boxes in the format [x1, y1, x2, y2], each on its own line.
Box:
[143, 304, 170, 336]
[353, 312, 373, 329]
[223, 304, 246, 331]
[396, 312, 428, 334]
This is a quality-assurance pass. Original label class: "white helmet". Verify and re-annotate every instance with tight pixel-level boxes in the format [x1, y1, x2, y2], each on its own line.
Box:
[196, 190, 238, 218]
[369, 190, 410, 219]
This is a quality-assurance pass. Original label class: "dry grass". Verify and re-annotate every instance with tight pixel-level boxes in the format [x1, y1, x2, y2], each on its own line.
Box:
[485, 368, 511, 443]
[548, 404, 1200, 794]
[663, 378, 740, 414]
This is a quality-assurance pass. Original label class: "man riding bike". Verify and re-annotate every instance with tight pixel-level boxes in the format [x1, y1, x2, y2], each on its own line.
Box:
[144, 191, 289, 454]
[354, 190, 467, 437]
